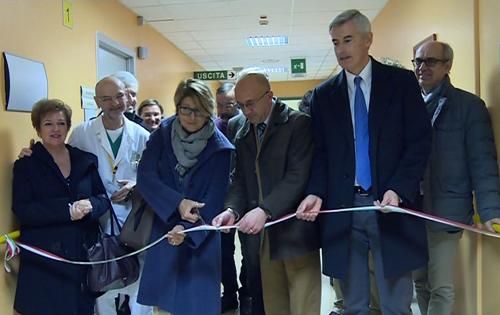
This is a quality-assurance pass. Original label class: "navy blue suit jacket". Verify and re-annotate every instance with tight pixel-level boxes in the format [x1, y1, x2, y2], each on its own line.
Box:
[308, 58, 432, 279]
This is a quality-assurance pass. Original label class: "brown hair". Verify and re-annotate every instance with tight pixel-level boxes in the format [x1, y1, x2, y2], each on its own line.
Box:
[138, 99, 164, 115]
[174, 79, 215, 117]
[31, 99, 72, 132]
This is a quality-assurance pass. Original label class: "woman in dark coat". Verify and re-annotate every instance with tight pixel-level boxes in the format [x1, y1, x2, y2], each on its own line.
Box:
[12, 99, 110, 315]
[136, 79, 233, 315]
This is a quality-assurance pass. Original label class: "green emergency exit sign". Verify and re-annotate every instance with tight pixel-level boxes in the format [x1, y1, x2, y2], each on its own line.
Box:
[291, 58, 306, 74]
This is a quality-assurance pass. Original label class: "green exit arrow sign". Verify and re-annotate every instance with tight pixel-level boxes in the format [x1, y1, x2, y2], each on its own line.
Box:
[194, 70, 236, 81]
[291, 58, 306, 74]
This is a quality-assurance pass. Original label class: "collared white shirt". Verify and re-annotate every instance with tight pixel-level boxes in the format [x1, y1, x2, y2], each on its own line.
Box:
[345, 59, 372, 130]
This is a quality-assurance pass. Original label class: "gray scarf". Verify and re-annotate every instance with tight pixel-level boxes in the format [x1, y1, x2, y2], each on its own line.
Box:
[171, 117, 215, 177]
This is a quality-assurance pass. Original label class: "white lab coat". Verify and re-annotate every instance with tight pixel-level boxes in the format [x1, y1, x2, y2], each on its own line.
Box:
[69, 115, 153, 315]
[68, 115, 149, 232]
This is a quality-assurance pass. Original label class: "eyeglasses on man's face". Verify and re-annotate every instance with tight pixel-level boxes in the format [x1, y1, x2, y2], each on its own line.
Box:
[412, 57, 449, 68]
[217, 102, 236, 110]
[178, 106, 208, 118]
[236, 91, 270, 110]
[97, 92, 127, 103]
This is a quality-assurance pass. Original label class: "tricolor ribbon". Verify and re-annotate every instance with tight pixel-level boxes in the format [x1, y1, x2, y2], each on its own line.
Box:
[3, 205, 500, 271]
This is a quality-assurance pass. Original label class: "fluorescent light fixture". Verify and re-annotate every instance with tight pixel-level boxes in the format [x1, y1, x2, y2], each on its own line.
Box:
[258, 66, 288, 73]
[246, 35, 288, 47]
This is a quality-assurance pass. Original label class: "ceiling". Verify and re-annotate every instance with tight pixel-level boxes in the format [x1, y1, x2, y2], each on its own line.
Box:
[120, 0, 388, 81]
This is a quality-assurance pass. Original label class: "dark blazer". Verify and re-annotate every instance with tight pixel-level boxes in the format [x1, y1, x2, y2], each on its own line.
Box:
[423, 76, 500, 230]
[308, 58, 432, 279]
[226, 111, 246, 142]
[12, 142, 110, 315]
[136, 116, 233, 315]
[225, 100, 320, 260]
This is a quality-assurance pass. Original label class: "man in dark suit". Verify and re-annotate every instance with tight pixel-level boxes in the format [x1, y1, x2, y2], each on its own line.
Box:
[214, 68, 321, 315]
[297, 9, 432, 315]
[213, 82, 249, 313]
[412, 41, 500, 315]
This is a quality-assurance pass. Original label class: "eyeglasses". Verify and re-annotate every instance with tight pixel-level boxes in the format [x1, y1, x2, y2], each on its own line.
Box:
[178, 106, 208, 118]
[217, 102, 236, 110]
[412, 57, 449, 68]
[236, 91, 270, 110]
[97, 92, 126, 103]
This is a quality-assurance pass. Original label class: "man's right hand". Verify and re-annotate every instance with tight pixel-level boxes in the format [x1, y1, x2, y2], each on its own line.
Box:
[296, 194, 322, 222]
[18, 139, 35, 158]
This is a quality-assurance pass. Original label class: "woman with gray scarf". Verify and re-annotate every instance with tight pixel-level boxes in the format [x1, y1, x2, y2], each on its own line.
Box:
[136, 79, 234, 315]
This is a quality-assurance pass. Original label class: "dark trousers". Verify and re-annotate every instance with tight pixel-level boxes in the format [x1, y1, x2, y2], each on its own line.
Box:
[240, 233, 266, 315]
[341, 193, 413, 315]
[221, 230, 239, 296]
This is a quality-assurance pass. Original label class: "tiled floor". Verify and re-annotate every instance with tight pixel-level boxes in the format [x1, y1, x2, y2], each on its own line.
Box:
[222, 235, 422, 315]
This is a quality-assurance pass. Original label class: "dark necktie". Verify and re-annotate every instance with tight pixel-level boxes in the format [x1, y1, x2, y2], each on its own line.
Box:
[354, 76, 371, 190]
[256, 123, 266, 142]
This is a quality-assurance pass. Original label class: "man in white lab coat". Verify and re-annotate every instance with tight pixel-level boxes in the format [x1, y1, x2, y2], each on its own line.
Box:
[69, 76, 152, 315]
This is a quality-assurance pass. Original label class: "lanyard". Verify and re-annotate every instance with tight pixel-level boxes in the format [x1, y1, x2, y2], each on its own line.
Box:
[106, 152, 119, 183]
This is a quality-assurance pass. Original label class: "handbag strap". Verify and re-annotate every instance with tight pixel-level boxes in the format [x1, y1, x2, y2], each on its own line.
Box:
[109, 206, 122, 236]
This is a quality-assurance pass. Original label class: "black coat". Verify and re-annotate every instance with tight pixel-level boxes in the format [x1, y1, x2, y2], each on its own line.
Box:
[225, 100, 320, 260]
[12, 142, 110, 315]
[308, 58, 432, 279]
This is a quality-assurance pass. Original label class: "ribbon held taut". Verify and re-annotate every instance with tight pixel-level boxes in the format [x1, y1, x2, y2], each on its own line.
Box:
[3, 205, 500, 271]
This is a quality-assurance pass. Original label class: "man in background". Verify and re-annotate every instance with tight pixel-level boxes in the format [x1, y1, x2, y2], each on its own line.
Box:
[412, 40, 500, 315]
[214, 82, 249, 313]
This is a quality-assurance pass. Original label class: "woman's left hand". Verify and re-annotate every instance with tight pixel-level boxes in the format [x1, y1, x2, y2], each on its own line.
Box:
[167, 225, 186, 246]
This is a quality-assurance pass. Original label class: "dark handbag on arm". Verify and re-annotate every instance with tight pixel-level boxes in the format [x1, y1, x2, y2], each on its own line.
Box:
[86, 207, 140, 292]
[119, 189, 155, 250]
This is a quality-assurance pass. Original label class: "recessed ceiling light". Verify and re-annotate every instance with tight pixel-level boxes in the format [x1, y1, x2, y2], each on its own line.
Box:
[246, 36, 288, 47]
[258, 66, 288, 73]
[262, 58, 280, 63]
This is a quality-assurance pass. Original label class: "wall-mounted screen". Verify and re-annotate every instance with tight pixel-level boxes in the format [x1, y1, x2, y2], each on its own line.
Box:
[3, 52, 48, 112]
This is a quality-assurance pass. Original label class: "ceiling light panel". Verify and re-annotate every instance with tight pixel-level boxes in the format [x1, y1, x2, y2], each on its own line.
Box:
[246, 36, 288, 47]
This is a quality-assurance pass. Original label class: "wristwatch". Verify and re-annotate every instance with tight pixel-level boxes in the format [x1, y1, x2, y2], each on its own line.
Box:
[226, 208, 240, 221]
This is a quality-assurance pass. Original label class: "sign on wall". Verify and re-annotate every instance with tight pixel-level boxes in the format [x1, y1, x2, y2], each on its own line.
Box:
[194, 70, 236, 81]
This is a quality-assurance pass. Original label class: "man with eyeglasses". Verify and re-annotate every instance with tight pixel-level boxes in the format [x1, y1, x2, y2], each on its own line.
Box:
[213, 68, 321, 315]
[70, 76, 153, 315]
[213, 82, 251, 314]
[215, 82, 240, 134]
[113, 71, 149, 131]
[412, 41, 500, 315]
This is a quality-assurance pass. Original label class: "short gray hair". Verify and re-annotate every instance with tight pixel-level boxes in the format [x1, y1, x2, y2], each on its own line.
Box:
[112, 71, 139, 91]
[329, 9, 371, 34]
[236, 67, 270, 90]
[440, 42, 454, 63]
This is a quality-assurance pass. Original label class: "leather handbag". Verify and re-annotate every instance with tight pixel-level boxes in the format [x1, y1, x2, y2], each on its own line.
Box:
[119, 189, 155, 250]
[87, 208, 140, 292]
